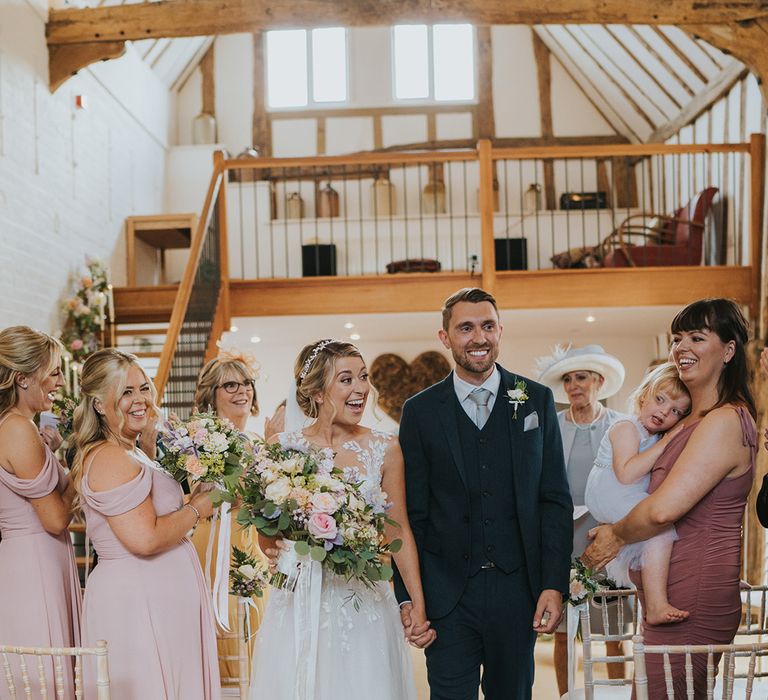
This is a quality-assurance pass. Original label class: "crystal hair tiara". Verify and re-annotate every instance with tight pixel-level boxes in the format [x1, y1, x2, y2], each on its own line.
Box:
[299, 339, 334, 381]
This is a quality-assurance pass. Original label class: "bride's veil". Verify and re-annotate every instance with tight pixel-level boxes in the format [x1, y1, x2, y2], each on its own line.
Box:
[284, 377, 313, 433]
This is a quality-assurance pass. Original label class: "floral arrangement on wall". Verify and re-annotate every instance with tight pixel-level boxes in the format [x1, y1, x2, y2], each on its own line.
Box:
[51, 258, 114, 440]
[60, 257, 113, 365]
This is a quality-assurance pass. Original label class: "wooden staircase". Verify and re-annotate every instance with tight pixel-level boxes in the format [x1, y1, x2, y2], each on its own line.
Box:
[110, 152, 230, 419]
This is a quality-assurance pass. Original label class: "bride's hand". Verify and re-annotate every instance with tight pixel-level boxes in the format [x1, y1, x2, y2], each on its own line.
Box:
[259, 535, 285, 574]
[404, 604, 437, 649]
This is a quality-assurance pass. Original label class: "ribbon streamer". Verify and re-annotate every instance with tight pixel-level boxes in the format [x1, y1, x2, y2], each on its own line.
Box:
[277, 542, 323, 700]
[212, 500, 232, 630]
[567, 602, 586, 693]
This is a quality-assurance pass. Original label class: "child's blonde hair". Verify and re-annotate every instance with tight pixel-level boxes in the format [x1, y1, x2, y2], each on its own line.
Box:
[628, 362, 690, 416]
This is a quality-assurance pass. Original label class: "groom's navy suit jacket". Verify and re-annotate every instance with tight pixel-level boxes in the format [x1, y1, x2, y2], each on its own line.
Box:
[393, 366, 573, 620]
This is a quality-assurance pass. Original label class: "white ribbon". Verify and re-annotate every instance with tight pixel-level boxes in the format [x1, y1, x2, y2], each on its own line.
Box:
[567, 602, 586, 694]
[204, 499, 233, 631]
[239, 596, 260, 642]
[277, 542, 323, 700]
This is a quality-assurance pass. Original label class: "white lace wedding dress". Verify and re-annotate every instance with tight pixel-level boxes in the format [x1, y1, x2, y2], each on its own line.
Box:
[248, 430, 417, 700]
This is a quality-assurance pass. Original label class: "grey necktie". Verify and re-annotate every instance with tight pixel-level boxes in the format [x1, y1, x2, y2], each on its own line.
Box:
[468, 388, 491, 429]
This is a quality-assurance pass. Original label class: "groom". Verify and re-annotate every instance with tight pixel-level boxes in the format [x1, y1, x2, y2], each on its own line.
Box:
[394, 287, 573, 699]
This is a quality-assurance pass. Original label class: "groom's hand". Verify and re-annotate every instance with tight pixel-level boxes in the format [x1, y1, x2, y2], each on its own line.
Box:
[533, 589, 563, 634]
[400, 602, 437, 649]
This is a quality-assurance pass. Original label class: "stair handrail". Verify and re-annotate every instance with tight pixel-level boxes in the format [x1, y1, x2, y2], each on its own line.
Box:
[154, 155, 225, 401]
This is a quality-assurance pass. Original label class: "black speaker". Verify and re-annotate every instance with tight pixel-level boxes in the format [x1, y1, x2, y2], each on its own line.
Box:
[494, 238, 527, 271]
[301, 244, 337, 277]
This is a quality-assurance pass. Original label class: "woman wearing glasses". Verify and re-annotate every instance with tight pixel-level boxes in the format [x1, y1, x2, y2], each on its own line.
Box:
[190, 352, 279, 688]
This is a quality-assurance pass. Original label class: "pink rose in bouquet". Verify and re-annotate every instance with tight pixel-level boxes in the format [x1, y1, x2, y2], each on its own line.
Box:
[308, 512, 338, 541]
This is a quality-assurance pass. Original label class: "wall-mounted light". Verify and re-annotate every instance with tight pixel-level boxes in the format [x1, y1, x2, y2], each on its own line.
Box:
[250, 336, 261, 344]
[585, 315, 596, 323]
[344, 322, 355, 329]
[230, 325, 239, 332]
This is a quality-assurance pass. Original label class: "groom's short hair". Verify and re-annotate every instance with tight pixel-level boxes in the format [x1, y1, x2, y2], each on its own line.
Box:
[442, 287, 498, 331]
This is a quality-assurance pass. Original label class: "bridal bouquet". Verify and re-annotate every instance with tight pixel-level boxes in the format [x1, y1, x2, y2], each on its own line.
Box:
[158, 411, 251, 503]
[235, 437, 401, 589]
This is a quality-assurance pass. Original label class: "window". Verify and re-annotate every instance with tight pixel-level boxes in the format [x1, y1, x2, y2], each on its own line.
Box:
[392, 24, 475, 102]
[266, 28, 348, 109]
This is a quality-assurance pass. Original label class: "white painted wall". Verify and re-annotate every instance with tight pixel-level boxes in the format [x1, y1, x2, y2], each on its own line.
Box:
[173, 26, 618, 156]
[0, 0, 169, 332]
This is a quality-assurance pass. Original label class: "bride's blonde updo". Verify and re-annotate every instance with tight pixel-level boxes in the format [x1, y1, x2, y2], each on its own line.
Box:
[70, 348, 159, 512]
[295, 340, 362, 418]
[0, 326, 61, 416]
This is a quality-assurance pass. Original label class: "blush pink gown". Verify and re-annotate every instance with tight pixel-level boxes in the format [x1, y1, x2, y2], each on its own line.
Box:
[80, 450, 220, 699]
[0, 433, 81, 700]
[630, 406, 755, 699]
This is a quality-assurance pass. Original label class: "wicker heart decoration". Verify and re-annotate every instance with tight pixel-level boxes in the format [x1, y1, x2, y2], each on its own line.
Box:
[370, 351, 451, 423]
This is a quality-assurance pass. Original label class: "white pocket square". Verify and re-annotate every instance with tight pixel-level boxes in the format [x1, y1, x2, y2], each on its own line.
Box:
[523, 411, 539, 431]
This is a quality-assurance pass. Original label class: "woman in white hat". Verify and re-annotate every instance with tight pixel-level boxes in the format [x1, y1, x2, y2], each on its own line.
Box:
[537, 344, 626, 696]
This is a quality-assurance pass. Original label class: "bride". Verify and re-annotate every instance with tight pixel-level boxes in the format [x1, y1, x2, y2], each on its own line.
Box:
[248, 339, 434, 700]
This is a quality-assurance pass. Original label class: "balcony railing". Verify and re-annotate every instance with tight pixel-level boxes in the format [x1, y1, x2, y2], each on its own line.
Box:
[221, 138, 763, 298]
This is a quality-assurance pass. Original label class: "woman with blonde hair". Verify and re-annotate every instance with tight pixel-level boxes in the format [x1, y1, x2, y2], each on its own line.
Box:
[0, 325, 81, 699]
[71, 348, 219, 698]
[190, 351, 275, 688]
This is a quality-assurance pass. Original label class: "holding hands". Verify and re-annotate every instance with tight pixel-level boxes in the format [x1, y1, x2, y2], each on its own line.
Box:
[399, 602, 437, 649]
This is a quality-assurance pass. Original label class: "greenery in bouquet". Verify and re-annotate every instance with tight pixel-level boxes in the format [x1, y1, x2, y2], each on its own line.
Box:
[568, 558, 617, 606]
[229, 546, 270, 600]
[157, 411, 252, 504]
[235, 438, 402, 588]
[50, 390, 78, 442]
[60, 258, 111, 363]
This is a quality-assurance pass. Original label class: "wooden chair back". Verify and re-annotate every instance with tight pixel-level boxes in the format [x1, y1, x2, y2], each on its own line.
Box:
[0, 640, 109, 699]
[632, 635, 768, 699]
[578, 589, 639, 699]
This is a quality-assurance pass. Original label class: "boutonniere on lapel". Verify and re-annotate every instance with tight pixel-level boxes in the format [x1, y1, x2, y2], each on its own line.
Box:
[506, 379, 529, 420]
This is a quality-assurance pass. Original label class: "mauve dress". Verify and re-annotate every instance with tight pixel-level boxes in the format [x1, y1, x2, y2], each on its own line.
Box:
[630, 406, 755, 699]
[0, 433, 81, 700]
[80, 450, 220, 699]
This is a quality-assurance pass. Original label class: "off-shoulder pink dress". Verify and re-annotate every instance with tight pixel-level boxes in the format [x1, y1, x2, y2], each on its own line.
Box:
[80, 450, 220, 699]
[0, 422, 81, 700]
[630, 406, 755, 699]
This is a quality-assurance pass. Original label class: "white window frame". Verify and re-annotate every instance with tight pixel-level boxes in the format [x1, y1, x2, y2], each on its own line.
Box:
[266, 27, 350, 111]
[391, 24, 477, 104]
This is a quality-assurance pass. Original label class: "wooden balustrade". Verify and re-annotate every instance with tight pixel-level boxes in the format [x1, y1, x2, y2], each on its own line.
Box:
[150, 137, 765, 406]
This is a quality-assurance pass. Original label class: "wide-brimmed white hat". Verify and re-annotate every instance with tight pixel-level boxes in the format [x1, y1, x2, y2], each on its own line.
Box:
[536, 344, 625, 404]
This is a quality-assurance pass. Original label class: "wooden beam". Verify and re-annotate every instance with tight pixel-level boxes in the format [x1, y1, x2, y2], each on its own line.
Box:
[648, 62, 749, 142]
[47, 1, 768, 46]
[687, 20, 768, 104]
[532, 31, 556, 209]
[200, 43, 215, 116]
[532, 31, 553, 139]
[476, 26, 495, 140]
[48, 40, 125, 92]
[252, 32, 271, 156]
[533, 26, 639, 143]
[368, 135, 631, 153]
[227, 266, 752, 316]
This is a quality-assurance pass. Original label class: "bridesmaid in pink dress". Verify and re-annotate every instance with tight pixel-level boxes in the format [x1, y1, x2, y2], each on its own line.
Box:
[0, 326, 81, 700]
[585, 299, 756, 699]
[70, 349, 220, 699]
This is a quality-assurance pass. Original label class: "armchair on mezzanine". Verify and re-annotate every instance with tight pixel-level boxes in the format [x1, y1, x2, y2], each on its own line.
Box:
[600, 187, 719, 268]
